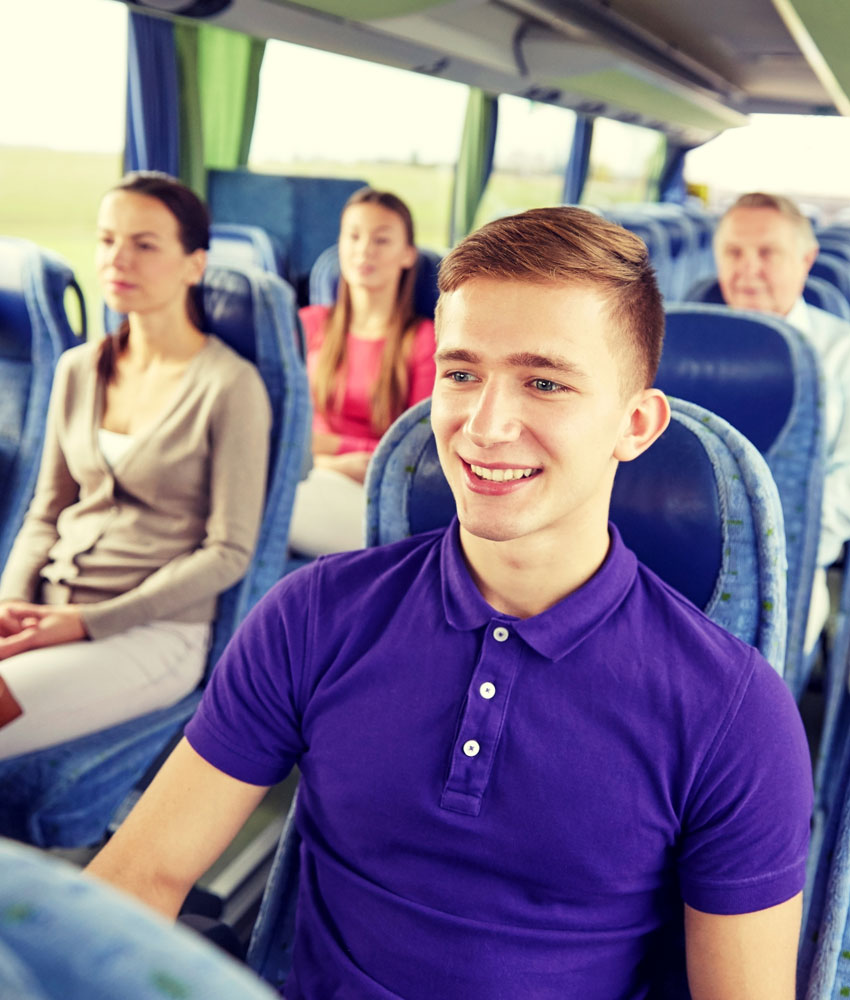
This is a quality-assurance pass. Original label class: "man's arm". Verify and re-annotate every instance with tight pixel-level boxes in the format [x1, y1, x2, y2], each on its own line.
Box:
[685, 894, 802, 1000]
[86, 737, 270, 918]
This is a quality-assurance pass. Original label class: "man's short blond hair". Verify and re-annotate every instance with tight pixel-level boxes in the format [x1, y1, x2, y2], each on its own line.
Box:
[721, 193, 818, 252]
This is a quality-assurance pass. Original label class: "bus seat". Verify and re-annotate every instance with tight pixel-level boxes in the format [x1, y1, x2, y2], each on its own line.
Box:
[815, 237, 850, 266]
[798, 661, 850, 997]
[209, 222, 284, 274]
[0, 262, 312, 848]
[811, 251, 850, 308]
[308, 243, 442, 318]
[207, 169, 367, 304]
[0, 837, 278, 1000]
[659, 304, 825, 697]
[0, 237, 85, 570]
[685, 274, 850, 321]
[246, 394, 788, 994]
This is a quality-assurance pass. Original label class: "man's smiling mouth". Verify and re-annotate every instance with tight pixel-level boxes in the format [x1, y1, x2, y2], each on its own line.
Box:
[468, 463, 540, 482]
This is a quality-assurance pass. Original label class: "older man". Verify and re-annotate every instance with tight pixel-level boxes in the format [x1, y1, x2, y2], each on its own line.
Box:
[714, 192, 850, 646]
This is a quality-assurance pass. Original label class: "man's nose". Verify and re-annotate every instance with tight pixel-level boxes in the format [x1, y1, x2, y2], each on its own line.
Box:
[465, 382, 521, 447]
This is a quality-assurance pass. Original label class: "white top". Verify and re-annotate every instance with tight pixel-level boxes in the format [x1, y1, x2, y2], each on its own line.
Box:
[98, 427, 135, 470]
[786, 298, 850, 567]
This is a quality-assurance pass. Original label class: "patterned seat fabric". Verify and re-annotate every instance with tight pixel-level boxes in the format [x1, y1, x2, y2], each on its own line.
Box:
[0, 262, 312, 847]
[659, 303, 825, 696]
[0, 837, 278, 1000]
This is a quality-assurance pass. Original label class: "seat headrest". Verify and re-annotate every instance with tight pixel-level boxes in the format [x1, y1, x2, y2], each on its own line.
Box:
[659, 306, 796, 453]
[199, 265, 256, 364]
[0, 242, 34, 359]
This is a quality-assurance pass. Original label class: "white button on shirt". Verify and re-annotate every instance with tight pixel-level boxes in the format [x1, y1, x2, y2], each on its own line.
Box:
[463, 740, 480, 757]
[479, 682, 496, 700]
[493, 627, 509, 642]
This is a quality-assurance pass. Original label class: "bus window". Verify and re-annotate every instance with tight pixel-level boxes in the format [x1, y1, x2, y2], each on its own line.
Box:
[0, 0, 126, 330]
[249, 39, 467, 249]
[581, 117, 665, 207]
[474, 96, 574, 227]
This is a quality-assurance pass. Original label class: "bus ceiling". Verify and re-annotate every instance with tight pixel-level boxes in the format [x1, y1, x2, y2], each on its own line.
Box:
[124, 0, 849, 143]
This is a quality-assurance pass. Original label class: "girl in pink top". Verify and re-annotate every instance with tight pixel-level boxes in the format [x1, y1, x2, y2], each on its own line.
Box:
[288, 188, 436, 555]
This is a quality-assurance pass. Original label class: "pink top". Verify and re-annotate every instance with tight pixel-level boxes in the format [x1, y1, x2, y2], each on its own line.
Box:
[300, 305, 437, 455]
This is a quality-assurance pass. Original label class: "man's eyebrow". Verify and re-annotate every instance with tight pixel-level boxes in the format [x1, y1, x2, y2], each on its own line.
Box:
[506, 352, 589, 379]
[435, 348, 480, 365]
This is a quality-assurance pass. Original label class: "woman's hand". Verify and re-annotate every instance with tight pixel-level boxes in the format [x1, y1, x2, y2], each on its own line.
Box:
[312, 430, 343, 455]
[314, 451, 372, 484]
[0, 602, 88, 660]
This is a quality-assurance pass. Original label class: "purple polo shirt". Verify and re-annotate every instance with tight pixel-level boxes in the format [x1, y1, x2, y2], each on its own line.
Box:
[186, 522, 812, 1000]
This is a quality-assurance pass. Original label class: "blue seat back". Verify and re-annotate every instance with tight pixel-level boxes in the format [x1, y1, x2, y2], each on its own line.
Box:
[0, 262, 311, 847]
[0, 237, 84, 568]
[309, 244, 442, 318]
[207, 170, 367, 302]
[658, 304, 824, 694]
[248, 393, 788, 992]
[0, 838, 278, 1000]
[685, 274, 850, 321]
[209, 222, 283, 274]
[811, 252, 850, 307]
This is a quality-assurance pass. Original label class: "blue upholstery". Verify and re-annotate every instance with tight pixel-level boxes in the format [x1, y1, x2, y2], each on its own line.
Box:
[685, 274, 850, 321]
[811, 252, 850, 308]
[799, 677, 850, 997]
[0, 262, 312, 847]
[659, 304, 825, 695]
[247, 394, 788, 993]
[308, 243, 442, 318]
[0, 237, 84, 568]
[207, 170, 367, 301]
[0, 838, 278, 1000]
[209, 222, 283, 274]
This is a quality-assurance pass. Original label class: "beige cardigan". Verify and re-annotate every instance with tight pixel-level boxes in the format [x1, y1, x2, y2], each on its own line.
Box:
[0, 335, 271, 640]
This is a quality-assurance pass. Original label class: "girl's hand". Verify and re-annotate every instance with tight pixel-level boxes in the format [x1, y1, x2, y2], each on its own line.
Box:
[0, 602, 88, 660]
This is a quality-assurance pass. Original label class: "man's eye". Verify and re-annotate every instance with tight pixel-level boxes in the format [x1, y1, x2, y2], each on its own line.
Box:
[532, 378, 565, 392]
[447, 371, 475, 383]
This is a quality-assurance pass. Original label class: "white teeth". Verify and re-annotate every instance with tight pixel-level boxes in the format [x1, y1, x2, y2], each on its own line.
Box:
[470, 464, 536, 482]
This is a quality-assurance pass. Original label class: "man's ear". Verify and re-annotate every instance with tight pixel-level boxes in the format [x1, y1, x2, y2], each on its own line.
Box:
[614, 388, 671, 462]
[803, 244, 818, 274]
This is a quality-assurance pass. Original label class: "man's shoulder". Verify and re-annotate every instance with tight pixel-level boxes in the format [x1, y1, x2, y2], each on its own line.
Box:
[629, 555, 764, 680]
[271, 528, 446, 610]
[804, 302, 850, 349]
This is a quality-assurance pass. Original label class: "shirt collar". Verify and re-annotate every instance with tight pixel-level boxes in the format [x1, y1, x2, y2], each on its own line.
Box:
[440, 519, 638, 661]
[785, 297, 810, 334]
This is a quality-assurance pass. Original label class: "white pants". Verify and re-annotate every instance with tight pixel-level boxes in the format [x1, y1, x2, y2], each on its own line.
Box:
[287, 466, 367, 557]
[0, 620, 210, 760]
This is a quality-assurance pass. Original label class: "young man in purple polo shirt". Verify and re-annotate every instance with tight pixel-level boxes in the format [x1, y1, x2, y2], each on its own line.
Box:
[89, 207, 812, 999]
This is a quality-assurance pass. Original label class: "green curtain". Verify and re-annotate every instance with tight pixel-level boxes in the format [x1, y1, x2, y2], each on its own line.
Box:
[450, 88, 498, 244]
[174, 22, 266, 196]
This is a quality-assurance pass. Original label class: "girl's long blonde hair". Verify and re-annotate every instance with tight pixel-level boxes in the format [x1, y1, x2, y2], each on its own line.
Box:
[312, 187, 421, 435]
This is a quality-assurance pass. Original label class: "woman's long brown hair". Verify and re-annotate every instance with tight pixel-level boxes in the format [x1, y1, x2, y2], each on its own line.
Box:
[96, 172, 210, 384]
[312, 187, 421, 435]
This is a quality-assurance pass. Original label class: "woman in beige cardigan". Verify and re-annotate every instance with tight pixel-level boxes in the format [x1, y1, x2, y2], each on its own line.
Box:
[0, 173, 271, 759]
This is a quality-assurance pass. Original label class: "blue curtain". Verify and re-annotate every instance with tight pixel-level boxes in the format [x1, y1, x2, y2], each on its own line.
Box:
[124, 12, 180, 176]
[562, 114, 594, 204]
[658, 143, 692, 204]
